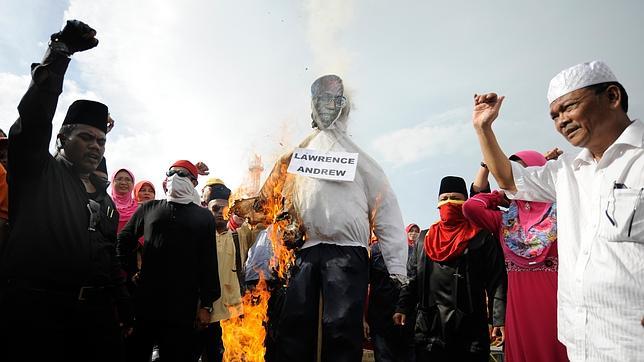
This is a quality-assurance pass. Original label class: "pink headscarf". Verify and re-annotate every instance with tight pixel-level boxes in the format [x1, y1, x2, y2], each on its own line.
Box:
[510, 151, 551, 232]
[111, 169, 139, 231]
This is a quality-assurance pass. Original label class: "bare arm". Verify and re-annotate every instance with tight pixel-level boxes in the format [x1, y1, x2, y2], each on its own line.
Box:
[472, 93, 515, 192]
[471, 164, 491, 195]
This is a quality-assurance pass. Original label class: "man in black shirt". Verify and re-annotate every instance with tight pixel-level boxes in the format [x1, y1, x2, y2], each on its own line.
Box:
[118, 160, 220, 362]
[0, 20, 132, 362]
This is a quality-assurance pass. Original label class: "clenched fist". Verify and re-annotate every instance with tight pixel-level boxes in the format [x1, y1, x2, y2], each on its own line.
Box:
[472, 93, 505, 131]
[50, 20, 98, 55]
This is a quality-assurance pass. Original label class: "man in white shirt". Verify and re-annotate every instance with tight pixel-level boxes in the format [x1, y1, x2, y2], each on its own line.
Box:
[471, 61, 643, 362]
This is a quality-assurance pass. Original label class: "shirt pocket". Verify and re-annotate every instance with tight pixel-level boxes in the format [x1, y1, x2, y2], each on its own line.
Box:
[601, 188, 643, 243]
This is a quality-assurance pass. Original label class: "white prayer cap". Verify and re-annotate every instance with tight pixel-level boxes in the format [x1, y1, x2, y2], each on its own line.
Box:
[547, 60, 617, 104]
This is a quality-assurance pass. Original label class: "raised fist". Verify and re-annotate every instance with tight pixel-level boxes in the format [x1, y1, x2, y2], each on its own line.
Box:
[472, 93, 505, 131]
[50, 20, 98, 55]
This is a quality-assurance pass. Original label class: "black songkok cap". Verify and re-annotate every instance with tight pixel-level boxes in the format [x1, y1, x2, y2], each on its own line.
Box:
[208, 183, 232, 201]
[439, 176, 468, 199]
[63, 100, 108, 133]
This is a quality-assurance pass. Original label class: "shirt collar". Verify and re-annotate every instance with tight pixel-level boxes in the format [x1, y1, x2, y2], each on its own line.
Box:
[613, 119, 644, 148]
[217, 229, 230, 236]
[573, 119, 642, 168]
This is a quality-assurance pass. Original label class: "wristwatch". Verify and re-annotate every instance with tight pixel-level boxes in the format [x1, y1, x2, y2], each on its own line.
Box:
[480, 161, 488, 169]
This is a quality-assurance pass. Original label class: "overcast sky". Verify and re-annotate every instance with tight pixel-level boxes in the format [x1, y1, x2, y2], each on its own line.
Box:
[1, 0, 642, 227]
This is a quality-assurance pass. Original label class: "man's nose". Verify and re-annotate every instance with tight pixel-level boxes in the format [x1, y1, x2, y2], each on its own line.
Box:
[556, 115, 570, 130]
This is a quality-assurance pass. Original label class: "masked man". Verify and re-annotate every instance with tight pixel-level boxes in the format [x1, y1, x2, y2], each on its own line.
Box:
[394, 176, 506, 362]
[255, 75, 407, 361]
[117, 160, 219, 362]
[0, 21, 132, 361]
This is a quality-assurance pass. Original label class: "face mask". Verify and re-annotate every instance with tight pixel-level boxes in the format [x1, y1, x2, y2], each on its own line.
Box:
[166, 174, 196, 203]
[437, 200, 466, 226]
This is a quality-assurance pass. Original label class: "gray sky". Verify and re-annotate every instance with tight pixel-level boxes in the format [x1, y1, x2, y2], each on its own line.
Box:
[1, 0, 642, 227]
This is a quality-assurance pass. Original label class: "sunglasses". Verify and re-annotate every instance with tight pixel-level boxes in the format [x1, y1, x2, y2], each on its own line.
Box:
[166, 169, 196, 180]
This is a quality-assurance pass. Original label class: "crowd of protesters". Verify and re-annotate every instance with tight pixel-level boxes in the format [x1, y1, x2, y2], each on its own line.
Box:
[0, 20, 641, 362]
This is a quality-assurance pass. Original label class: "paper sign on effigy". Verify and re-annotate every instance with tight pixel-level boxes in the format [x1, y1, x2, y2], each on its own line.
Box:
[287, 148, 359, 182]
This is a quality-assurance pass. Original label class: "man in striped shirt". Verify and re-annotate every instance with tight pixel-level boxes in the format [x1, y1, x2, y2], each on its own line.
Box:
[471, 61, 643, 361]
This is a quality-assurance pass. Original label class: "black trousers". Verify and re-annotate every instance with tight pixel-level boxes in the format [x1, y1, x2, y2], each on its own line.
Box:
[0, 284, 124, 362]
[193, 322, 223, 362]
[275, 243, 369, 362]
[126, 319, 195, 362]
[371, 325, 415, 362]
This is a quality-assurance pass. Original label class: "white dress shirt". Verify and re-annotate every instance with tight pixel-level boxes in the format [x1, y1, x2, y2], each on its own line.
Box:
[506, 119, 644, 362]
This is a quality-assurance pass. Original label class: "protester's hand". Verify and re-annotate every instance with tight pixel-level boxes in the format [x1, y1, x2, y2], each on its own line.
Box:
[543, 147, 564, 161]
[472, 93, 505, 131]
[106, 115, 115, 134]
[50, 20, 98, 54]
[363, 318, 370, 340]
[490, 326, 505, 346]
[197, 308, 211, 329]
[195, 162, 210, 176]
[393, 312, 406, 326]
[487, 190, 508, 209]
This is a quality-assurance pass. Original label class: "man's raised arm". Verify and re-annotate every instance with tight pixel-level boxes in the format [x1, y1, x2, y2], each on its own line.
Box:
[472, 93, 516, 192]
[9, 20, 98, 176]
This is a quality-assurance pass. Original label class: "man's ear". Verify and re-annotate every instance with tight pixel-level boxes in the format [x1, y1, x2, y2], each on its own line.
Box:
[605, 85, 622, 109]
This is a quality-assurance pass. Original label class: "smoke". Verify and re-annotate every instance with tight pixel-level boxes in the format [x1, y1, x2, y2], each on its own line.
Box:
[305, 0, 354, 75]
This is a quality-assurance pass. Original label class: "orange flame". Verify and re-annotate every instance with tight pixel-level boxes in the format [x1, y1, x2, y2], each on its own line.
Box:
[221, 156, 296, 360]
[220, 276, 270, 362]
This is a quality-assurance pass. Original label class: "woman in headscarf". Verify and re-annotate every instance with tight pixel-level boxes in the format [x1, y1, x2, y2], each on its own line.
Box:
[111, 168, 138, 232]
[406, 223, 420, 255]
[134, 180, 156, 203]
[463, 150, 568, 362]
[394, 176, 506, 362]
[406, 224, 419, 245]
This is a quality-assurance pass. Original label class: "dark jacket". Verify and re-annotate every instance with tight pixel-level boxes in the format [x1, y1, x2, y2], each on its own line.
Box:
[117, 200, 220, 326]
[2, 48, 125, 290]
[368, 241, 415, 331]
[396, 229, 506, 354]
[368, 242, 400, 330]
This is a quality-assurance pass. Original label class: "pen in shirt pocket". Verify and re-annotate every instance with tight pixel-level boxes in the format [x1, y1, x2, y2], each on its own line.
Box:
[627, 188, 643, 237]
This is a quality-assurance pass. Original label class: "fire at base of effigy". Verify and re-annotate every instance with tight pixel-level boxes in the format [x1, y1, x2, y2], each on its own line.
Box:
[222, 182, 301, 361]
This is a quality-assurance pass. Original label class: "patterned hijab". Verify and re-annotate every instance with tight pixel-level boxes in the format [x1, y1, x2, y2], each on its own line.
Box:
[503, 150, 557, 263]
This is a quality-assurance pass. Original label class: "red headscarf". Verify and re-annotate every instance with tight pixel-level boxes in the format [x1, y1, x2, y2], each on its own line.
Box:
[134, 180, 156, 203]
[424, 200, 481, 262]
[111, 169, 138, 232]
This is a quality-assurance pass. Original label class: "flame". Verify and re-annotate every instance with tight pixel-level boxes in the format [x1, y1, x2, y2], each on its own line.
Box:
[221, 156, 296, 360]
[220, 276, 271, 362]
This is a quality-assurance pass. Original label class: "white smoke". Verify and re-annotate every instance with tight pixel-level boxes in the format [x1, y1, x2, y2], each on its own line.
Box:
[305, 0, 354, 75]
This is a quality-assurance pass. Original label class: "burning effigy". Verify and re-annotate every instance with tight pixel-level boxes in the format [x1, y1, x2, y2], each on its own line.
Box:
[225, 75, 407, 361]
